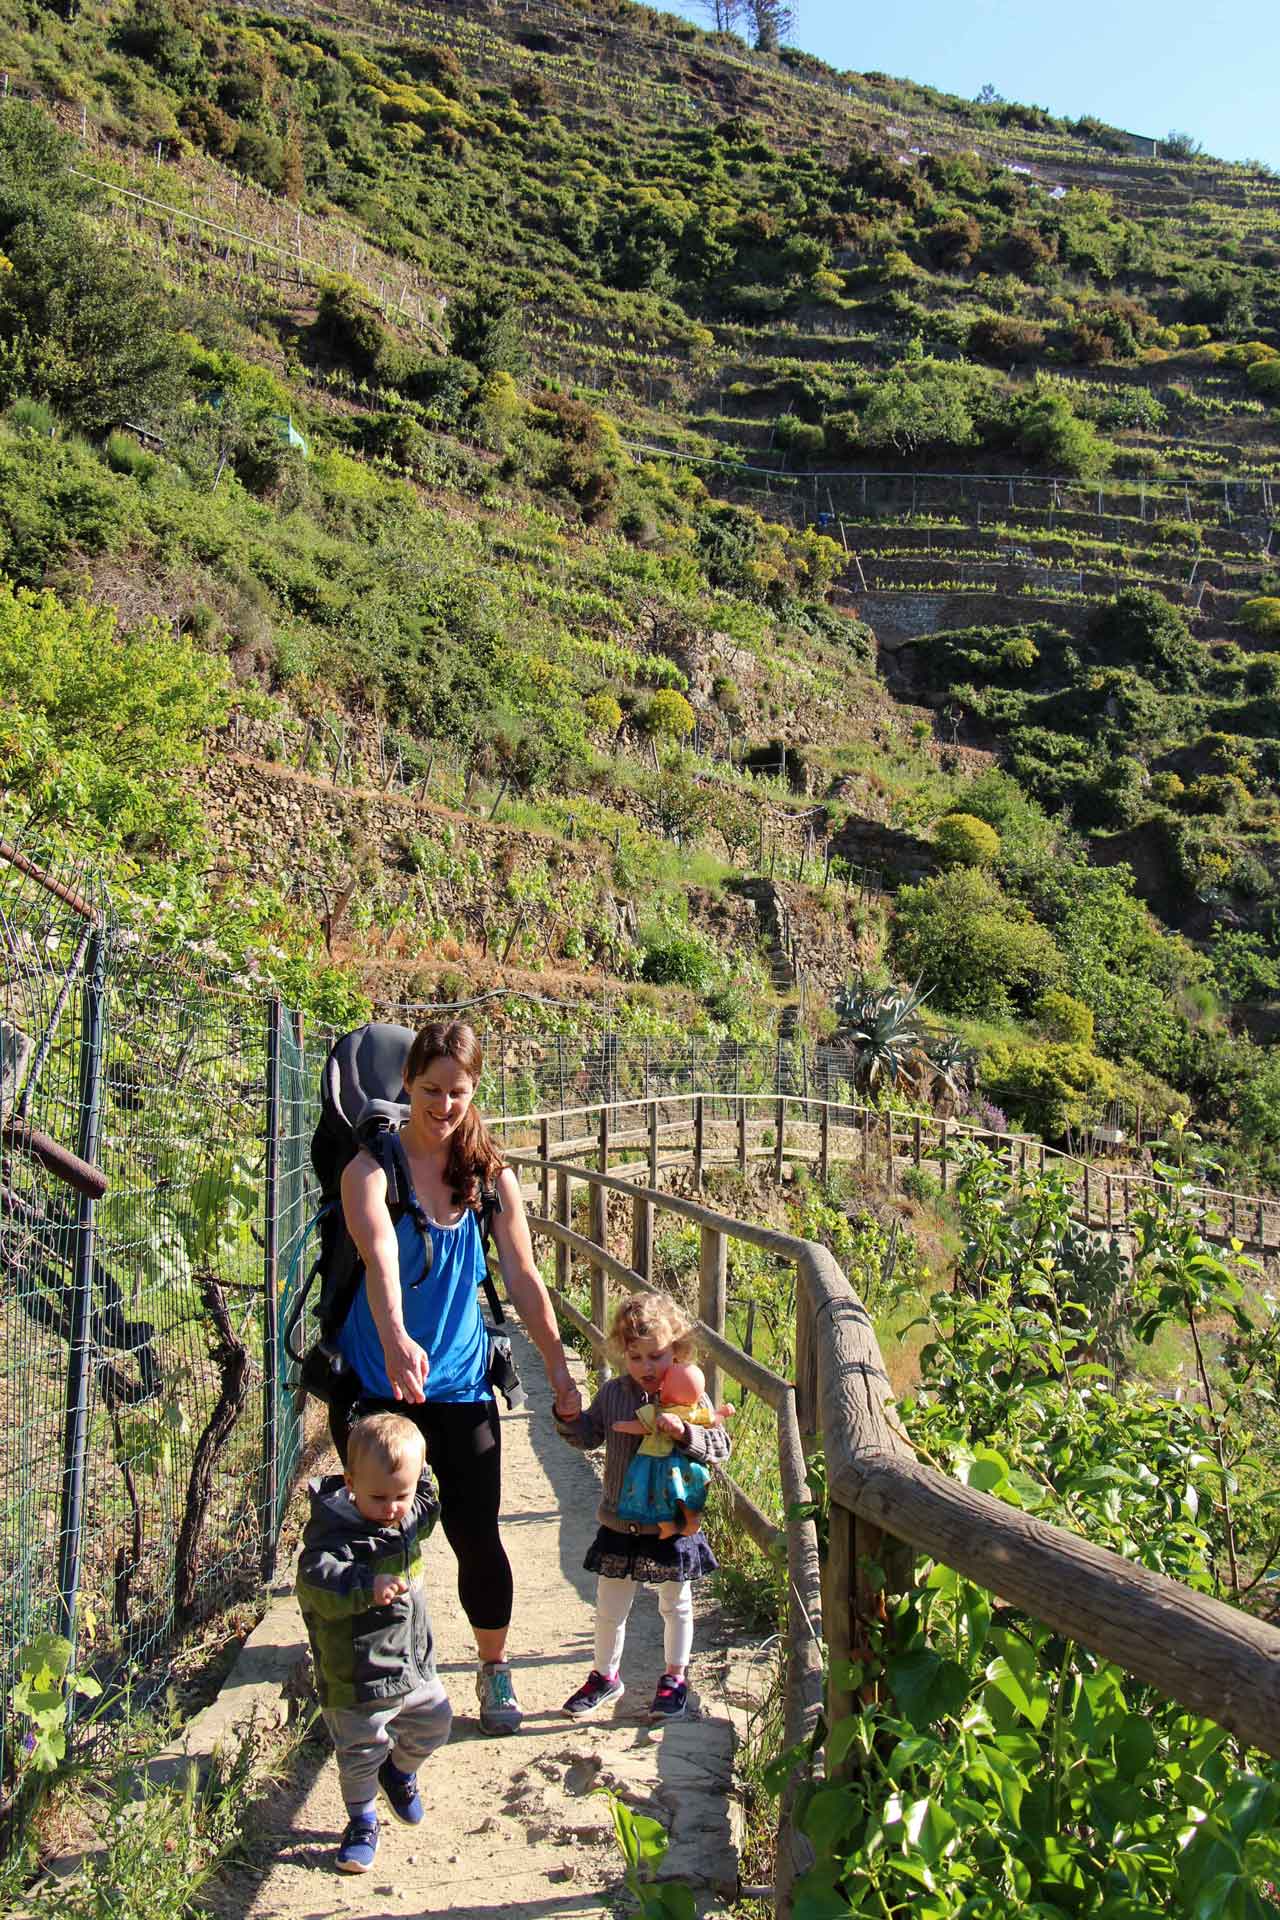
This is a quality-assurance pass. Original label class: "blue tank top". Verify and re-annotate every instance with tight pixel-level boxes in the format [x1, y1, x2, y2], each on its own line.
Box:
[337, 1207, 491, 1403]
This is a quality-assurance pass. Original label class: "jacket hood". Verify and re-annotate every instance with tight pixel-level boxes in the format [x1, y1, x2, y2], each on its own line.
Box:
[305, 1473, 402, 1550]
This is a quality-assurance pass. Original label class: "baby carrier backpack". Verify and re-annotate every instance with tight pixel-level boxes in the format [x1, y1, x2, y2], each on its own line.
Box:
[283, 1022, 523, 1409]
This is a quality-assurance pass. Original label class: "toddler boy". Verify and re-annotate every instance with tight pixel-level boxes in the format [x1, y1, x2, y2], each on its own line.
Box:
[297, 1411, 451, 1873]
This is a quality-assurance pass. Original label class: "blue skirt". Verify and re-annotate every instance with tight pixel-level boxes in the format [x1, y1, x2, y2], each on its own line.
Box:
[615, 1452, 711, 1528]
[584, 1525, 717, 1585]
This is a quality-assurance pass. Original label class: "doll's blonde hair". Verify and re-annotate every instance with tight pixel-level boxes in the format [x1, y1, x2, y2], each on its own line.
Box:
[606, 1289, 697, 1367]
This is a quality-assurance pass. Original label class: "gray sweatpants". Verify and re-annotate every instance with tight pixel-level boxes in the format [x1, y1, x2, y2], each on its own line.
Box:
[322, 1677, 452, 1808]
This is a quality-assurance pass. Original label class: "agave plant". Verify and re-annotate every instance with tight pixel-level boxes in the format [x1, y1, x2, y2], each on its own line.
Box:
[834, 976, 931, 1095]
[925, 1031, 977, 1112]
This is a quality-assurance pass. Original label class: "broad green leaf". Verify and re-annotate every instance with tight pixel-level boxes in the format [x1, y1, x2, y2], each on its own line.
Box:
[802, 1785, 861, 1856]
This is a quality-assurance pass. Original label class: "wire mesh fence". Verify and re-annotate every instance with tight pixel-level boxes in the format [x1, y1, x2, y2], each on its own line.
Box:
[1, 860, 831, 1800]
[0, 834, 272, 1791]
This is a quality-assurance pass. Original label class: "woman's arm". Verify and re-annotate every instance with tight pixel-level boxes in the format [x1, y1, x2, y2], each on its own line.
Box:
[491, 1167, 581, 1418]
[340, 1154, 429, 1404]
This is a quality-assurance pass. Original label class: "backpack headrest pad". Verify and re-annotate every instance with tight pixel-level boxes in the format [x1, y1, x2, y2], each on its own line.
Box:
[322, 1023, 416, 1132]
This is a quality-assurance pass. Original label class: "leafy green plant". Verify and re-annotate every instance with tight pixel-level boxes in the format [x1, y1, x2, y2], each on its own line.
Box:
[11, 1633, 102, 1773]
[597, 1789, 694, 1920]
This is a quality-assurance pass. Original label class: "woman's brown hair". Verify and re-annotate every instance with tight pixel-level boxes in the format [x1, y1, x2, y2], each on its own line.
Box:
[405, 1020, 505, 1212]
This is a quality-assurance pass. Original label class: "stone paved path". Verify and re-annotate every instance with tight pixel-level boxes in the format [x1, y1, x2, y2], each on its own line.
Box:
[209, 1327, 741, 1920]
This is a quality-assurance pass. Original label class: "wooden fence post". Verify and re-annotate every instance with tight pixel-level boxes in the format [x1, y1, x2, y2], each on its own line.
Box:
[539, 1117, 550, 1218]
[794, 1281, 818, 1437]
[738, 1096, 748, 1173]
[862, 1106, 871, 1177]
[555, 1168, 571, 1296]
[913, 1115, 922, 1169]
[884, 1111, 894, 1187]
[648, 1098, 659, 1187]
[632, 1188, 653, 1286]
[774, 1095, 786, 1185]
[590, 1112, 611, 1337]
[698, 1224, 727, 1408]
[819, 1100, 830, 1185]
[825, 1500, 914, 1779]
[693, 1094, 705, 1192]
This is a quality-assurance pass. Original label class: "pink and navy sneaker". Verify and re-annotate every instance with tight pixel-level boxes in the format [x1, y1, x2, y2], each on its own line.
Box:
[649, 1674, 688, 1721]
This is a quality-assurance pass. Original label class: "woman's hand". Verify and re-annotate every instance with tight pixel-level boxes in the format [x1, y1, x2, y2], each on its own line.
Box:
[382, 1328, 430, 1404]
[551, 1365, 581, 1421]
[655, 1409, 686, 1440]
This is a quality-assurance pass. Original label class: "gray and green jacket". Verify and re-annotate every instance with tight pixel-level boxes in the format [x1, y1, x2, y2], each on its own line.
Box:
[296, 1471, 440, 1710]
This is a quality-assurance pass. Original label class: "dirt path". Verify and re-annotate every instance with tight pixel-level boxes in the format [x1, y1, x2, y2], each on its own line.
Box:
[210, 1329, 741, 1920]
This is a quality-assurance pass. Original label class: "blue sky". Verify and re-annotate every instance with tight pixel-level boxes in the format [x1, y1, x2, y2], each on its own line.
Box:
[659, 0, 1280, 171]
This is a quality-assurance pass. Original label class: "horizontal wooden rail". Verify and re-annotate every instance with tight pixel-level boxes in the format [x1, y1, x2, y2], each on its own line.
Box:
[802, 1240, 1280, 1756]
[519, 1108, 1280, 1753]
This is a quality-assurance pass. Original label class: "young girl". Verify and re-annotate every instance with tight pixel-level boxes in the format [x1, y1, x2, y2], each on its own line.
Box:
[554, 1292, 732, 1722]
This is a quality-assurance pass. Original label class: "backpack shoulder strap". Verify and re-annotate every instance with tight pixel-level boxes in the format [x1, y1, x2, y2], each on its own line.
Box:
[477, 1178, 505, 1325]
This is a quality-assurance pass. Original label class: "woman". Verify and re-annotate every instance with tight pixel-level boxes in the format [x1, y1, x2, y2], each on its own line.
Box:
[335, 1019, 581, 1735]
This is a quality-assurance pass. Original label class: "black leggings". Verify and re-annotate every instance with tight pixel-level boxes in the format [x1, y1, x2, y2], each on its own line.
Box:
[332, 1395, 513, 1634]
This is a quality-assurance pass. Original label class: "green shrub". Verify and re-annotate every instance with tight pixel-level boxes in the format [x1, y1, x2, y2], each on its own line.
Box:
[889, 867, 1064, 1019]
[643, 689, 695, 743]
[639, 927, 718, 991]
[7, 396, 56, 435]
[0, 582, 228, 849]
[773, 412, 824, 457]
[1087, 588, 1203, 691]
[1183, 773, 1250, 818]
[934, 812, 1001, 868]
[1149, 770, 1185, 804]
[1247, 358, 1280, 401]
[584, 690, 622, 736]
[1240, 597, 1280, 638]
[1013, 388, 1114, 478]
[105, 430, 157, 480]
[981, 1038, 1117, 1138]
[1035, 989, 1095, 1047]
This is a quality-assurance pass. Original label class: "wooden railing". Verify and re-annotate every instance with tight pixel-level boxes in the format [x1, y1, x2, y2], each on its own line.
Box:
[492, 1093, 1280, 1911]
[506, 1089, 1280, 1251]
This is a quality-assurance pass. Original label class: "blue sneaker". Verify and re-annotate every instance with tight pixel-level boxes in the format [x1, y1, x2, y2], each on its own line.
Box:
[378, 1756, 423, 1825]
[336, 1813, 379, 1873]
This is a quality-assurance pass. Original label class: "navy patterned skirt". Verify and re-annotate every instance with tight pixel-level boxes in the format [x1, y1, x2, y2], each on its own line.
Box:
[584, 1524, 718, 1585]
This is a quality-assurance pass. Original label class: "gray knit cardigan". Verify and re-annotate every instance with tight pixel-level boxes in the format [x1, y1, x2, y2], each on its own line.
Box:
[554, 1372, 732, 1535]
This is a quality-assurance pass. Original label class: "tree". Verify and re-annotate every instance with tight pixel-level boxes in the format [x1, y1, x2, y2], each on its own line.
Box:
[698, 0, 744, 28]
[744, 0, 794, 51]
[890, 868, 1064, 1019]
[0, 204, 182, 430]
[449, 290, 528, 380]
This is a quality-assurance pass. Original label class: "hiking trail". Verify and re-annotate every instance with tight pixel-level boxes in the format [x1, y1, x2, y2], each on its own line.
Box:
[208, 1325, 750, 1920]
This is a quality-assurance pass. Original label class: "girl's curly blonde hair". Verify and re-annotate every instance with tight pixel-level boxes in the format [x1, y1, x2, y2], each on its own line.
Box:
[606, 1290, 697, 1367]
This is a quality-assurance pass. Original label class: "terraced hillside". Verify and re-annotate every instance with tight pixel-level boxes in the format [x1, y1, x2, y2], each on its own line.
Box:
[2, 0, 1280, 1175]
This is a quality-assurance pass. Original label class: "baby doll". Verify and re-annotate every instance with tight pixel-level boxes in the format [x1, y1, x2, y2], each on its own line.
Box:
[613, 1362, 733, 1539]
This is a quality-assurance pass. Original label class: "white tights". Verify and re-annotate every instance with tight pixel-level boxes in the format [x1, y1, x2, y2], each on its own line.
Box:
[594, 1575, 693, 1675]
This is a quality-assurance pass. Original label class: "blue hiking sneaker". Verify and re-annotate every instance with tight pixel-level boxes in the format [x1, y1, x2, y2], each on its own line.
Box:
[336, 1813, 379, 1873]
[476, 1659, 523, 1734]
[378, 1757, 423, 1825]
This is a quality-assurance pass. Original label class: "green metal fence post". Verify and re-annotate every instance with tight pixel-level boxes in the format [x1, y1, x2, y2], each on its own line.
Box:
[55, 923, 106, 1652]
[261, 994, 283, 1581]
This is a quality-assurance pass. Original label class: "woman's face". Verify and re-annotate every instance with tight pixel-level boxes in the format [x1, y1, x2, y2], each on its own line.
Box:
[408, 1055, 476, 1142]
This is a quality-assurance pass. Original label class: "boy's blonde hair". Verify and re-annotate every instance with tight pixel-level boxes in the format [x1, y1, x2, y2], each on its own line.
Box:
[606, 1289, 697, 1367]
[346, 1412, 426, 1482]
